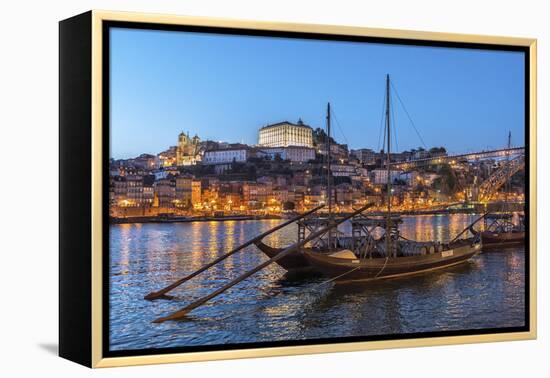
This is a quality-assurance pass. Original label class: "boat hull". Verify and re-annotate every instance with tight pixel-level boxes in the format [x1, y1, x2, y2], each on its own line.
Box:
[303, 241, 481, 283]
[254, 241, 311, 270]
[481, 231, 525, 250]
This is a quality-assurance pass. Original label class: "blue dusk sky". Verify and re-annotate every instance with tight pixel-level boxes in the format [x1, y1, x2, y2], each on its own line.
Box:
[110, 27, 525, 160]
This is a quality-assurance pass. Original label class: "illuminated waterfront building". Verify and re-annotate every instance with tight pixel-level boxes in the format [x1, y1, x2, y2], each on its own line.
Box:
[173, 176, 203, 208]
[154, 178, 176, 208]
[243, 182, 273, 208]
[110, 175, 148, 207]
[258, 119, 313, 148]
[191, 180, 202, 207]
[142, 175, 155, 205]
[126, 175, 144, 206]
[176, 176, 194, 208]
[112, 176, 127, 206]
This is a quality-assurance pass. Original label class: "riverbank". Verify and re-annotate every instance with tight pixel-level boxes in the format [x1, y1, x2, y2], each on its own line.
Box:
[110, 214, 283, 224]
[111, 201, 525, 224]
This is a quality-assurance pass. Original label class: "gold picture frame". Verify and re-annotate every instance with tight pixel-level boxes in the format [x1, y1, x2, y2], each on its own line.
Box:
[59, 9, 537, 368]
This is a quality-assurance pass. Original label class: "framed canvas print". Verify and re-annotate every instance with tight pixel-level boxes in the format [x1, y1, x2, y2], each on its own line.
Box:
[59, 10, 537, 368]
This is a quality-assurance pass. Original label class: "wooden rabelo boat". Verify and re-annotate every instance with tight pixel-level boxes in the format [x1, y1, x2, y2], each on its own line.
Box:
[302, 75, 482, 283]
[472, 213, 525, 250]
[303, 219, 481, 283]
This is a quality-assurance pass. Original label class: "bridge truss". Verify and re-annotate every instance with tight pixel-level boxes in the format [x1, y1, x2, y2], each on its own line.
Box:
[390, 147, 524, 170]
[388, 146, 525, 204]
[477, 155, 525, 202]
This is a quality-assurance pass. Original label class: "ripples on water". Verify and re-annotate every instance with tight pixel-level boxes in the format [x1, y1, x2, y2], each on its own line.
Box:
[109, 214, 525, 351]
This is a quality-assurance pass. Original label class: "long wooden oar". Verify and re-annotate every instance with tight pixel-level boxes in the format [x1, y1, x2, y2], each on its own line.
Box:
[152, 203, 372, 323]
[449, 212, 489, 244]
[144, 205, 324, 300]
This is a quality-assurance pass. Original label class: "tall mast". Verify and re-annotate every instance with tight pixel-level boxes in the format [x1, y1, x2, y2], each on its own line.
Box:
[385, 74, 392, 257]
[326, 102, 332, 216]
[326, 102, 333, 250]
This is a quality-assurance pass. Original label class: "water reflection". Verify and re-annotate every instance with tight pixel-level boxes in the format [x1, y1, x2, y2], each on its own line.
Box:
[109, 214, 525, 351]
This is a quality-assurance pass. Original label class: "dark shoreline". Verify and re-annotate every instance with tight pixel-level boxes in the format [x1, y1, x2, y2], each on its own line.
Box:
[110, 214, 283, 224]
[110, 201, 525, 225]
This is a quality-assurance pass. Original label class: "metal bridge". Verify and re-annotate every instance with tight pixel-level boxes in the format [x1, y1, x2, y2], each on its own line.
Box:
[478, 155, 525, 202]
[390, 147, 525, 170]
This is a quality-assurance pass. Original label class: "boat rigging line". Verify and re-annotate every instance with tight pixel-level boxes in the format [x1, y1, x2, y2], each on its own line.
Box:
[329, 105, 350, 148]
[377, 87, 387, 152]
[390, 85, 399, 153]
[390, 80, 427, 150]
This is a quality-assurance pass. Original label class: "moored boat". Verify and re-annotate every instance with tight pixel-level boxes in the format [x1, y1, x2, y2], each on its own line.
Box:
[303, 74, 481, 283]
[303, 238, 481, 283]
[481, 231, 524, 247]
[475, 213, 525, 250]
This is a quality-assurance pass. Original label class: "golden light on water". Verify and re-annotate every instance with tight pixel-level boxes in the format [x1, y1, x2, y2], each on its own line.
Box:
[108, 213, 526, 351]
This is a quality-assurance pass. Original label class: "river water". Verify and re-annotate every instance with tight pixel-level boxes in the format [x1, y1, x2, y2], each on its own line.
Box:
[109, 214, 525, 352]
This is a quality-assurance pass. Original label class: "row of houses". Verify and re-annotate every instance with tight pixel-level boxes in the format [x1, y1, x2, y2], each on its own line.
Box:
[111, 165, 440, 206]
[110, 174, 202, 209]
[110, 170, 442, 216]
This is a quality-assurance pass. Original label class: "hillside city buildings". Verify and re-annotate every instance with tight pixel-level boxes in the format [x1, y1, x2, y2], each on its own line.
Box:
[109, 119, 523, 218]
